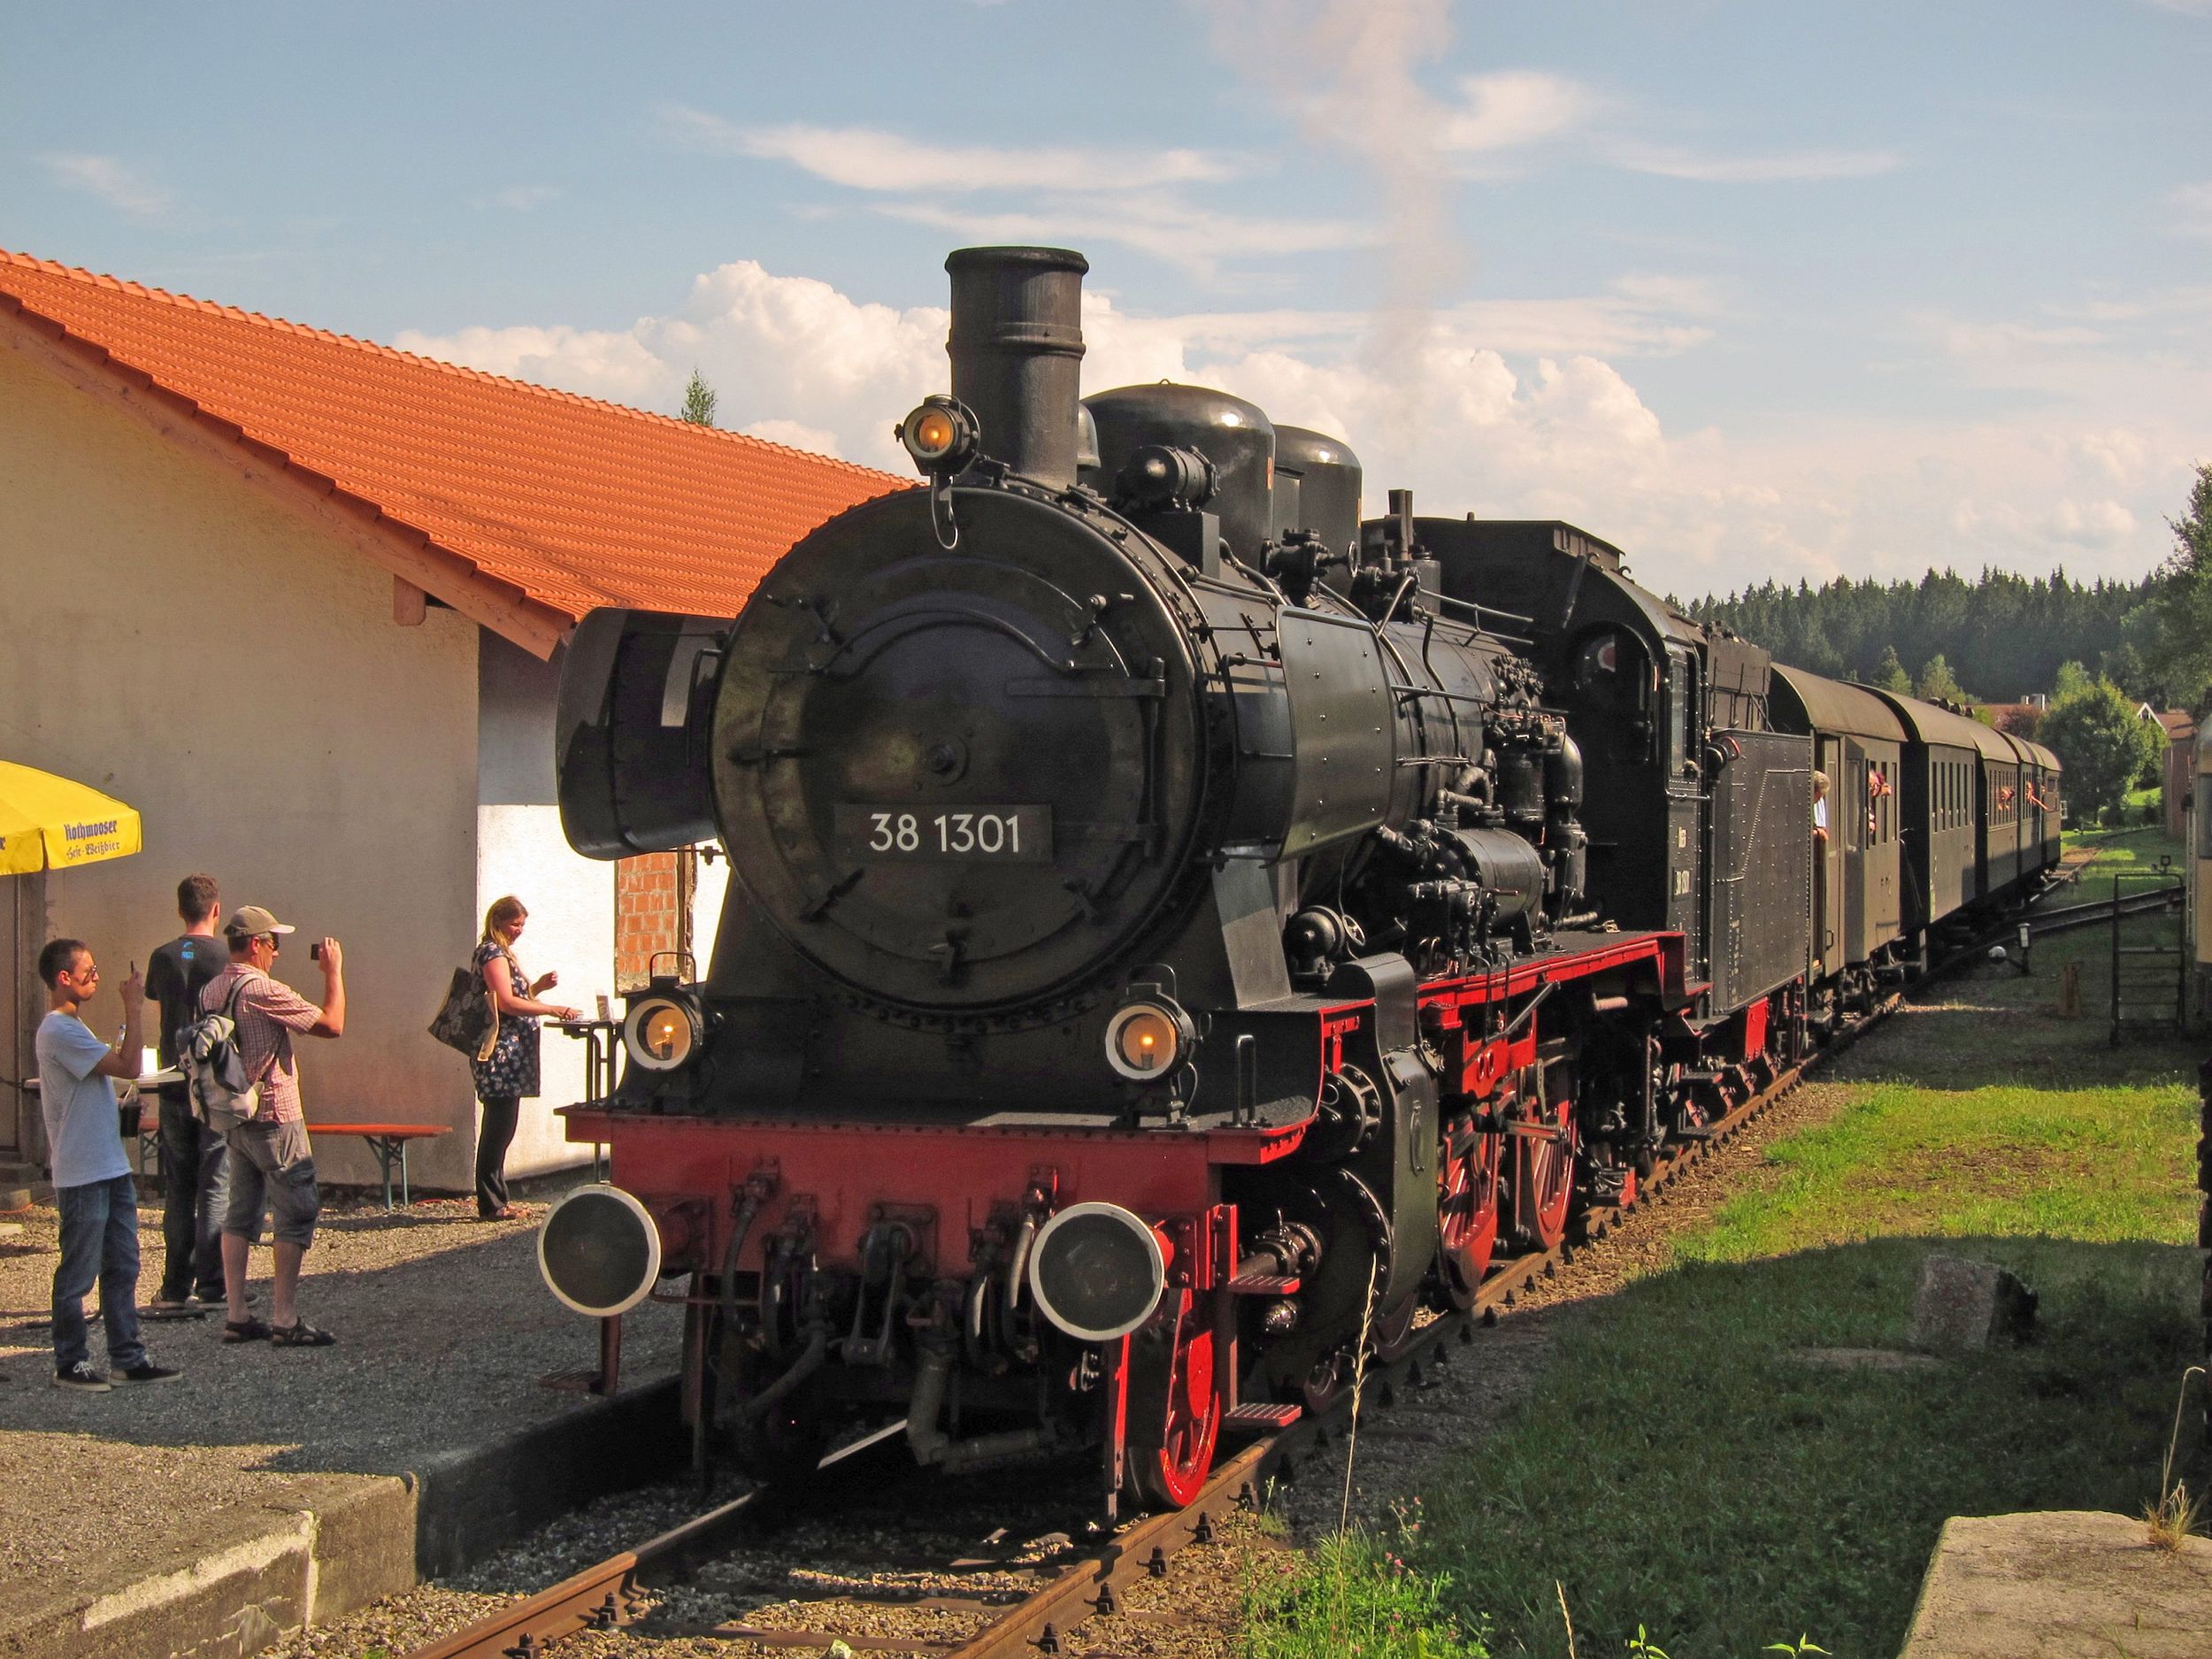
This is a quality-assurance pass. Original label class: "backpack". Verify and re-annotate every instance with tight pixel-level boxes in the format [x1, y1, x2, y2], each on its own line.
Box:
[180, 975, 265, 1132]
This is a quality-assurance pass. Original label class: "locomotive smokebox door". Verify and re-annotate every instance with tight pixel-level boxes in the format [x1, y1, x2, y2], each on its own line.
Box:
[557, 606, 726, 858]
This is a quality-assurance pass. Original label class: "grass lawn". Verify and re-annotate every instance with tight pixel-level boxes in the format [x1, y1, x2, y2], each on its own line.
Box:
[1247, 873, 2203, 1659]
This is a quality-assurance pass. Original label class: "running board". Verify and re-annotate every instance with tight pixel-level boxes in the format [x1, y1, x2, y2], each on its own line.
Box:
[1221, 1402, 1302, 1434]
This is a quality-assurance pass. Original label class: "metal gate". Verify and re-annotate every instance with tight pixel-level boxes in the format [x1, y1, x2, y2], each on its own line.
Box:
[2109, 864, 2188, 1047]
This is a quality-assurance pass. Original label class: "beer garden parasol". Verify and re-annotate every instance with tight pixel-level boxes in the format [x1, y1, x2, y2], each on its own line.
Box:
[0, 760, 142, 873]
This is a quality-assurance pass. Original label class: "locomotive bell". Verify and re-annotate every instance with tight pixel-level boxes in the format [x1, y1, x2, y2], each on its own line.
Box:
[1027, 1202, 1169, 1342]
[538, 1185, 663, 1317]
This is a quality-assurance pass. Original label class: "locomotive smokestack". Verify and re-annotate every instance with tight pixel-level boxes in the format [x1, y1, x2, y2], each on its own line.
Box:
[945, 246, 1088, 490]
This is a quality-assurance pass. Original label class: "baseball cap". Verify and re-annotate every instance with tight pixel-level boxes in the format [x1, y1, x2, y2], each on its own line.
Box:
[223, 905, 296, 940]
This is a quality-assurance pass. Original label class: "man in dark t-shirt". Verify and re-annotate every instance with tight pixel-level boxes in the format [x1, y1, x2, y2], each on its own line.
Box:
[142, 873, 232, 1310]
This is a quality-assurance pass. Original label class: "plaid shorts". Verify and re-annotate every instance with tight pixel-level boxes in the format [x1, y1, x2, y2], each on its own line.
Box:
[223, 1118, 321, 1248]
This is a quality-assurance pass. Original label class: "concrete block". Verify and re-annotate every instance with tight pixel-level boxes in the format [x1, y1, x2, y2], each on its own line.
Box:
[1900, 1510, 2212, 1658]
[413, 1375, 683, 1578]
[8, 1501, 317, 1659]
[1909, 1255, 2038, 1351]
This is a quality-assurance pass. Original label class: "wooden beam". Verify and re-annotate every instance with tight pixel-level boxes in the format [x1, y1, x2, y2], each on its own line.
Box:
[0, 301, 575, 659]
[393, 576, 427, 626]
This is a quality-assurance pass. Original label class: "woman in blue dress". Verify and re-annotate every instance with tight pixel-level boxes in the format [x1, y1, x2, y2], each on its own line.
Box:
[472, 896, 582, 1219]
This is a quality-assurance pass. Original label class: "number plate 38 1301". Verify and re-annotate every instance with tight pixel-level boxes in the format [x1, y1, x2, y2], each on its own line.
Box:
[833, 804, 1053, 863]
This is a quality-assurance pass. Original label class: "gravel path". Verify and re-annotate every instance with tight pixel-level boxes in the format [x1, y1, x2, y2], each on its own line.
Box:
[0, 1189, 681, 1617]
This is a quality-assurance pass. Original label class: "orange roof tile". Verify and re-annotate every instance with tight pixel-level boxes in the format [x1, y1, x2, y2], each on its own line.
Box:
[0, 249, 908, 635]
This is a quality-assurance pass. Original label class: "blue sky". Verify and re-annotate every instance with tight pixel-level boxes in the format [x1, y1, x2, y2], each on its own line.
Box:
[7, 1, 2210, 596]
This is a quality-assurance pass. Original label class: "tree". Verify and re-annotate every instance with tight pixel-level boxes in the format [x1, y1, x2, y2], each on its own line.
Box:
[2144, 461, 2212, 709]
[680, 368, 718, 427]
[2039, 680, 2162, 823]
[2052, 659, 2093, 705]
[1996, 703, 2043, 741]
[1916, 654, 1965, 703]
[1873, 645, 1912, 694]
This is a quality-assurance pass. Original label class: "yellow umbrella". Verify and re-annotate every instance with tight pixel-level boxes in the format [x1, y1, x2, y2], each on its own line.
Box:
[0, 761, 142, 875]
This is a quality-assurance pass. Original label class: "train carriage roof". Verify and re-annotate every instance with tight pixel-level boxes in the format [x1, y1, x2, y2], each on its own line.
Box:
[1866, 687, 1989, 753]
[2021, 738, 2060, 772]
[1770, 666, 1908, 743]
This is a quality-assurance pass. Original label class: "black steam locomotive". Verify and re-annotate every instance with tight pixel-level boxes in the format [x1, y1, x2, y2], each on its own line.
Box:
[541, 247, 2061, 1514]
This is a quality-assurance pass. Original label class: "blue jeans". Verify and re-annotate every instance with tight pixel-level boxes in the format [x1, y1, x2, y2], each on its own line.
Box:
[157, 1088, 230, 1302]
[53, 1174, 145, 1373]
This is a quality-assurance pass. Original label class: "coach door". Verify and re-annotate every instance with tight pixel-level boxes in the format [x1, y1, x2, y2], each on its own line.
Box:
[1813, 736, 1842, 979]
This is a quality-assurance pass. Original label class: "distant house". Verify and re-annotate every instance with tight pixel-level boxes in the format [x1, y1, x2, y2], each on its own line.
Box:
[2155, 710, 2198, 839]
[0, 250, 903, 1190]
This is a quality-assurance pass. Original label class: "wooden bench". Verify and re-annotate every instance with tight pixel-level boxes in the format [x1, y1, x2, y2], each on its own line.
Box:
[303, 1122, 451, 1211]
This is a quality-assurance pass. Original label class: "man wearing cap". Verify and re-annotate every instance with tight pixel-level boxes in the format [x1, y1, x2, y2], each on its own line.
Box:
[200, 906, 344, 1347]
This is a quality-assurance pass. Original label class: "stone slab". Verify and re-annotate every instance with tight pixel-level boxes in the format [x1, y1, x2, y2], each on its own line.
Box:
[1899, 1509, 2212, 1659]
[1909, 1255, 2038, 1352]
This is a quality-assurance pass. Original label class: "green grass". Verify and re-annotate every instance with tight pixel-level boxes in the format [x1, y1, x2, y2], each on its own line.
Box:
[1241, 1527, 1491, 1659]
[1687, 918, 2198, 1262]
[2062, 820, 2184, 868]
[1415, 1236, 2198, 1659]
[1252, 849, 2203, 1659]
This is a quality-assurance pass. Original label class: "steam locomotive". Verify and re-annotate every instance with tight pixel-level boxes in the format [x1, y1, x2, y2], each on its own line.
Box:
[539, 246, 2062, 1515]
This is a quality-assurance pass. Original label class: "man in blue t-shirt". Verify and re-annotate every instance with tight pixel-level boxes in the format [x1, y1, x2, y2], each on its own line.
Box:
[35, 937, 180, 1391]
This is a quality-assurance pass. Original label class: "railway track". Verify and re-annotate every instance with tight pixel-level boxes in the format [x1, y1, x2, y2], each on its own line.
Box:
[402, 984, 1903, 1659]
[2018, 883, 2179, 939]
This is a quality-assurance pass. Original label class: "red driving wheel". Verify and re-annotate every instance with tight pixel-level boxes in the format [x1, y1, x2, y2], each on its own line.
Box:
[1510, 1094, 1578, 1252]
[1125, 1290, 1222, 1510]
[1437, 1119, 1502, 1309]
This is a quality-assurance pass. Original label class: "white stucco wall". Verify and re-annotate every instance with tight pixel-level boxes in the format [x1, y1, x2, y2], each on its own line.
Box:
[475, 633, 614, 1179]
[0, 341, 486, 1191]
[693, 849, 733, 967]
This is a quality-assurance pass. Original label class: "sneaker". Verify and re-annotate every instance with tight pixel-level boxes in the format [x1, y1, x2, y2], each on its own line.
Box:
[115, 1363, 182, 1385]
[52, 1360, 111, 1393]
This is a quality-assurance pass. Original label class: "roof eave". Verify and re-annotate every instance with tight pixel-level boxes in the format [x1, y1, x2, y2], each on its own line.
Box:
[0, 296, 577, 659]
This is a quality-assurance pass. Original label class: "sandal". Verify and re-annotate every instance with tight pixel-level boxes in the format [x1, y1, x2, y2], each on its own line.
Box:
[222, 1317, 272, 1343]
[269, 1321, 336, 1348]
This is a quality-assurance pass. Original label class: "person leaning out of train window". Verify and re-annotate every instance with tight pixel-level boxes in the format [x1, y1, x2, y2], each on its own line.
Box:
[472, 897, 582, 1222]
[1812, 771, 1830, 845]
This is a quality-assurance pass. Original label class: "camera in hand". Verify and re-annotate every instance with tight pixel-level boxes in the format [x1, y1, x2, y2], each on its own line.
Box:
[310, 942, 324, 961]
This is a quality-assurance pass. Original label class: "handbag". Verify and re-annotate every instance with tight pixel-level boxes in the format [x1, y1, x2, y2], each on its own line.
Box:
[429, 961, 500, 1062]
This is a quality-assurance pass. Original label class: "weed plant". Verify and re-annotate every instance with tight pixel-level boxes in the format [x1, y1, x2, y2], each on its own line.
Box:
[1241, 1519, 1489, 1659]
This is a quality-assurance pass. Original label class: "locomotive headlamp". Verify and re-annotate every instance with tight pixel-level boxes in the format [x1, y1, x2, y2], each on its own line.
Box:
[538, 1184, 664, 1317]
[1027, 1202, 1168, 1342]
[897, 396, 980, 475]
[623, 992, 703, 1072]
[1103, 996, 1196, 1082]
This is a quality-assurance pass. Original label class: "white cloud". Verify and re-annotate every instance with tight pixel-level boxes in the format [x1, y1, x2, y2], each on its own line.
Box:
[741, 418, 844, 457]
[1440, 70, 1601, 156]
[392, 322, 670, 404]
[41, 153, 169, 218]
[2168, 181, 2212, 240]
[1935, 319, 2110, 359]
[395, 257, 2199, 591]
[1607, 143, 1903, 183]
[879, 196, 1371, 280]
[661, 109, 1240, 193]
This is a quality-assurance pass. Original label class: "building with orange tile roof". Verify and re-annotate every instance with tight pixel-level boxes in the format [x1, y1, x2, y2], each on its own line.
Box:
[0, 250, 909, 1190]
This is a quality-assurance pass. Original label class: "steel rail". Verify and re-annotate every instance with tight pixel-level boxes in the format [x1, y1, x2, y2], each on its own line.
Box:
[2021, 886, 2178, 938]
